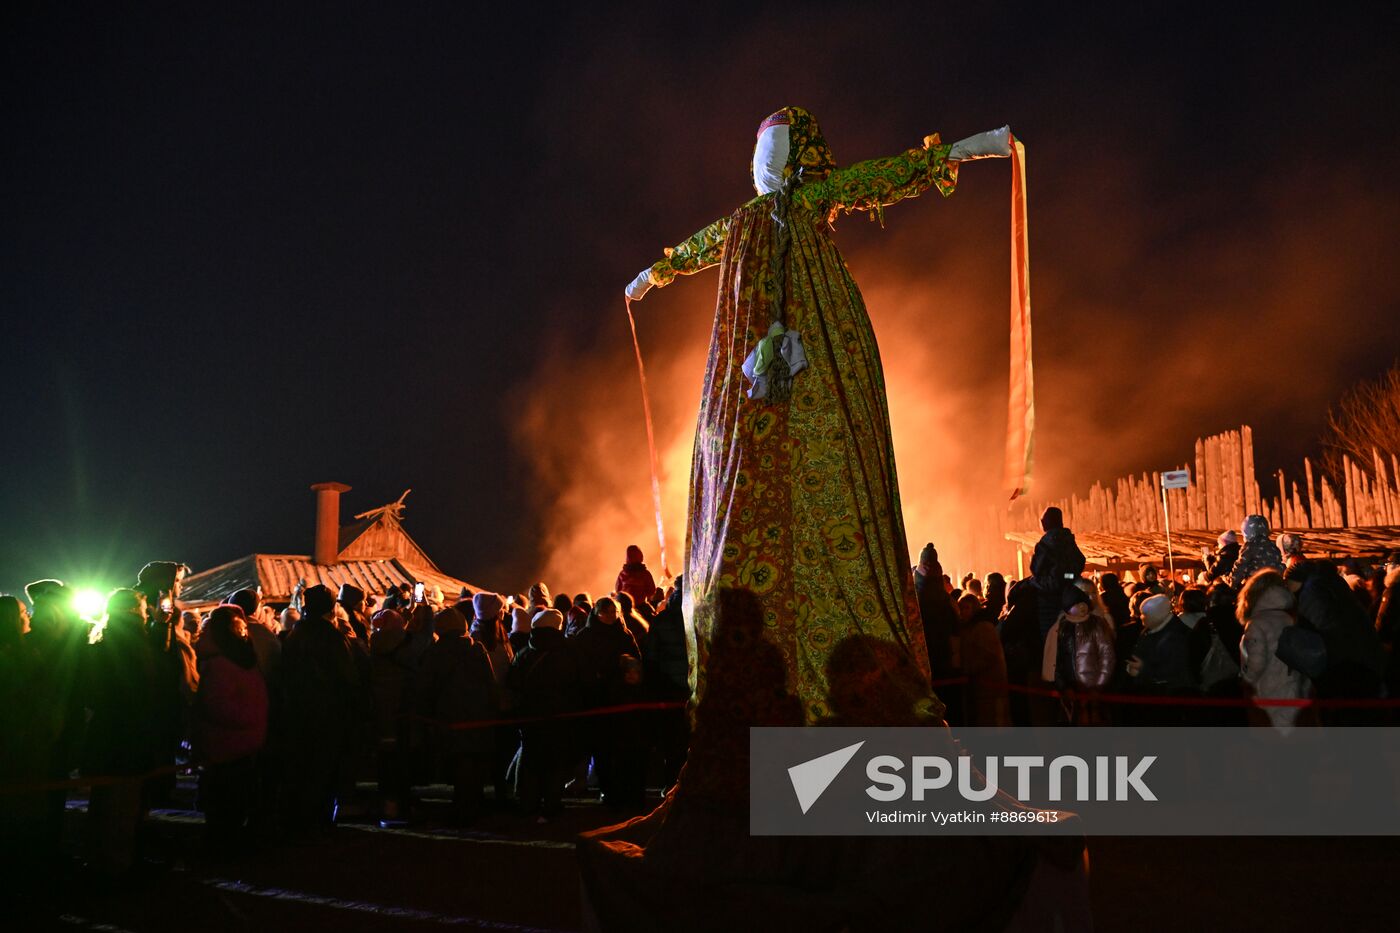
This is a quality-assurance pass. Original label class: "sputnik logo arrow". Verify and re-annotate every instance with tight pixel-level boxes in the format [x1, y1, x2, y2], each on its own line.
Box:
[787, 741, 865, 814]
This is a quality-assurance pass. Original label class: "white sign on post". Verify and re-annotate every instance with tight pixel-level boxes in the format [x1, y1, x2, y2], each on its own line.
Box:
[1162, 469, 1190, 490]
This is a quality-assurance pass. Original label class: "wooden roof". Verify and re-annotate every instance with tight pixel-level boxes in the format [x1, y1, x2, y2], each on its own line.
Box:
[1004, 526, 1400, 565]
[178, 554, 481, 609]
[179, 490, 474, 608]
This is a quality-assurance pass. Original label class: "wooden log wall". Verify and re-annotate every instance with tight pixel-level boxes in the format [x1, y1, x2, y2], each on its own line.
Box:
[996, 426, 1400, 537]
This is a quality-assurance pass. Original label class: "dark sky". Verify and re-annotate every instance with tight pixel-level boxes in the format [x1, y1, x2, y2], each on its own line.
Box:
[4, 2, 1398, 596]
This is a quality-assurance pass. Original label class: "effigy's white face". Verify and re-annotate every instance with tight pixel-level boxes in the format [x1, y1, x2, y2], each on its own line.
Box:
[752, 123, 790, 195]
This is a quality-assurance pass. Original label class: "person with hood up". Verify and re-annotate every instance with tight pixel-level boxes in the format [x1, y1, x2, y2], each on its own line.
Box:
[615, 545, 658, 610]
[419, 606, 496, 823]
[955, 593, 1010, 727]
[1227, 515, 1285, 590]
[1237, 570, 1308, 732]
[508, 608, 580, 821]
[1203, 530, 1241, 583]
[1030, 506, 1086, 642]
[193, 605, 268, 851]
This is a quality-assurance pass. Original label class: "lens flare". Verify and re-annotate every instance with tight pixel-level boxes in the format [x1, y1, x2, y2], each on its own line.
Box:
[73, 588, 107, 620]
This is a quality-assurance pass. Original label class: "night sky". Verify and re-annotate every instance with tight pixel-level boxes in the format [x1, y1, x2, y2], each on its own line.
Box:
[5, 3, 1398, 597]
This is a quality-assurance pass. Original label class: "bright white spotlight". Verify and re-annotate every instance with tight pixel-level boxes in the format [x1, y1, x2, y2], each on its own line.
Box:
[74, 588, 107, 620]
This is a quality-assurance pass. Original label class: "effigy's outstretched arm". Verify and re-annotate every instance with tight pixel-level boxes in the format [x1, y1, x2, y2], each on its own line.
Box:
[625, 216, 732, 301]
[799, 135, 960, 223]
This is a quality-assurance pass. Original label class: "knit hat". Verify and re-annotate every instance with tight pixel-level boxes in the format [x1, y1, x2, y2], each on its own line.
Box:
[1140, 594, 1173, 627]
[1217, 530, 1238, 547]
[1276, 533, 1304, 557]
[371, 609, 406, 632]
[472, 591, 505, 620]
[528, 582, 551, 606]
[1040, 507, 1064, 531]
[458, 586, 476, 603]
[916, 543, 939, 578]
[626, 545, 645, 565]
[336, 583, 365, 606]
[531, 608, 564, 630]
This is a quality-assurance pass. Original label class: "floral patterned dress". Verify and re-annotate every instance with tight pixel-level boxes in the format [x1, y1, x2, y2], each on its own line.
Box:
[652, 107, 959, 740]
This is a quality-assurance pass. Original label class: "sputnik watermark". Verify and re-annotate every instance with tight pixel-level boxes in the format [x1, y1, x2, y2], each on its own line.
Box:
[865, 754, 1156, 802]
[752, 727, 1400, 836]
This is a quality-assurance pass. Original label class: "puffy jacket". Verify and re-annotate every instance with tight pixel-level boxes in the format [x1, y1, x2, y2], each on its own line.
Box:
[1228, 541, 1284, 590]
[1240, 587, 1307, 730]
[1068, 614, 1116, 689]
[196, 653, 269, 764]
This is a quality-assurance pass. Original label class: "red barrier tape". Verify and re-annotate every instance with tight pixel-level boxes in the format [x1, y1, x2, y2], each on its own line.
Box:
[935, 675, 1400, 709]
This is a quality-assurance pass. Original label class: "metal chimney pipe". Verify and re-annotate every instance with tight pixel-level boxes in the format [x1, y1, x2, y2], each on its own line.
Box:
[310, 482, 351, 565]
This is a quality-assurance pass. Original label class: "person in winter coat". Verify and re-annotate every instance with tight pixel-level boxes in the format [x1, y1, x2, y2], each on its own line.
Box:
[368, 609, 415, 820]
[1203, 530, 1241, 583]
[1227, 515, 1285, 590]
[508, 608, 581, 820]
[337, 584, 371, 641]
[1237, 570, 1308, 732]
[134, 561, 198, 809]
[194, 605, 269, 850]
[81, 589, 166, 877]
[1127, 594, 1197, 724]
[470, 592, 516, 808]
[955, 594, 1010, 727]
[1285, 559, 1387, 722]
[1052, 588, 1115, 724]
[1276, 533, 1307, 573]
[615, 545, 658, 610]
[1098, 573, 1130, 629]
[642, 573, 690, 791]
[566, 592, 593, 638]
[983, 573, 1007, 619]
[913, 542, 962, 723]
[420, 606, 497, 823]
[279, 584, 364, 835]
[571, 597, 640, 802]
[507, 595, 533, 653]
[996, 580, 1040, 726]
[1029, 507, 1086, 642]
[615, 591, 650, 654]
[0, 596, 51, 885]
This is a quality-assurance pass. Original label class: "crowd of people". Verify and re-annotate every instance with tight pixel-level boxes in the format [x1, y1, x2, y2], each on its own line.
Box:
[917, 507, 1399, 730]
[0, 546, 689, 884]
[3, 520, 1398, 886]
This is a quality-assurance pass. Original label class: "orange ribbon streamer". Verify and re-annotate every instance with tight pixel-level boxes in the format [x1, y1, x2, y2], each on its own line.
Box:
[1005, 136, 1036, 500]
[625, 296, 671, 579]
